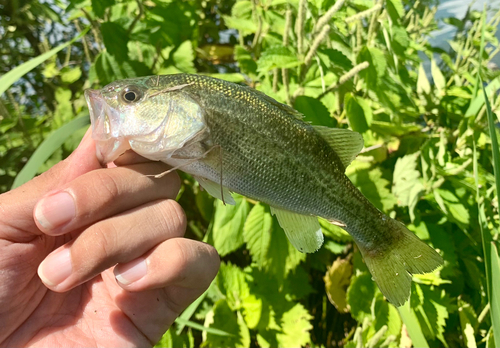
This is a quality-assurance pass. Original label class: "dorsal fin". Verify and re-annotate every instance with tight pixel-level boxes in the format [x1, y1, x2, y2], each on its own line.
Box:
[313, 126, 364, 168]
[270, 207, 324, 253]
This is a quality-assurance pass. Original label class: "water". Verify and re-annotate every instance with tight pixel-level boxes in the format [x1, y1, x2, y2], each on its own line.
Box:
[433, 0, 500, 66]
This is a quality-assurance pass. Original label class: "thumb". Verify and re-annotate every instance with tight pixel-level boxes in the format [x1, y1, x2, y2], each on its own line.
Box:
[0, 127, 102, 235]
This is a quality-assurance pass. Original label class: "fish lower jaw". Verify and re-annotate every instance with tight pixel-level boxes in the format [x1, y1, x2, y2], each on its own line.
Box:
[95, 138, 131, 164]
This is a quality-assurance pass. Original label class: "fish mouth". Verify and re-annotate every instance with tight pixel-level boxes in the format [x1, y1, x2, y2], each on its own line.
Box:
[84, 89, 131, 164]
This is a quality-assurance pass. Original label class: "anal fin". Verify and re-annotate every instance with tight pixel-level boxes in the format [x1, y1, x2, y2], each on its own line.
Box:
[270, 207, 324, 253]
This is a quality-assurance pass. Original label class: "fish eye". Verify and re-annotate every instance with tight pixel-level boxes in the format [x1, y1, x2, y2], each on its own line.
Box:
[121, 86, 143, 103]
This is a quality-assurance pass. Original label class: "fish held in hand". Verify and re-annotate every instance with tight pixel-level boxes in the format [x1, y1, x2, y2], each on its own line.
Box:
[84, 74, 443, 306]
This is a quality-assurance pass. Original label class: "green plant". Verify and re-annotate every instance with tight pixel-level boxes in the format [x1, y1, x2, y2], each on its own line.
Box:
[2, 0, 500, 347]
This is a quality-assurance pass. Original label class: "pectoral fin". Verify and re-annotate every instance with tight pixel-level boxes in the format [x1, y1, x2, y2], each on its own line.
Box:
[195, 176, 235, 205]
[313, 126, 364, 168]
[270, 207, 324, 253]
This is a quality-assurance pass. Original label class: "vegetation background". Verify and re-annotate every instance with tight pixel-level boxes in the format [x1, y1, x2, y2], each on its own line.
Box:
[1, 0, 500, 346]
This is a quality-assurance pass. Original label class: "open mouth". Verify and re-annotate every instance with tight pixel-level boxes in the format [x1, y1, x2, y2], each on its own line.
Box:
[84, 89, 131, 164]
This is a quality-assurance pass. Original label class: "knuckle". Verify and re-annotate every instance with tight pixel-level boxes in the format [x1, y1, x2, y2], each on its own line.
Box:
[155, 200, 186, 237]
[87, 222, 117, 263]
[90, 170, 121, 203]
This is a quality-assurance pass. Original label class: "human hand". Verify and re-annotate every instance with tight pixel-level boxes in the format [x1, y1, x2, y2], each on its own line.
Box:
[0, 129, 220, 347]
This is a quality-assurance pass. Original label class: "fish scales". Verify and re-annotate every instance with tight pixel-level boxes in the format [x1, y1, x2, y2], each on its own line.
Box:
[85, 73, 443, 306]
[159, 75, 392, 248]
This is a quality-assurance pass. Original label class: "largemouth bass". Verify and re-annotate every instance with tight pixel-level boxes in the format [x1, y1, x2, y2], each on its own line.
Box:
[84, 74, 442, 306]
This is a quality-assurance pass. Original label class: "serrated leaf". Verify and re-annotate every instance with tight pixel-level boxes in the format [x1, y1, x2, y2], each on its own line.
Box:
[216, 262, 250, 311]
[212, 195, 249, 256]
[357, 47, 386, 88]
[276, 303, 313, 348]
[392, 153, 424, 220]
[347, 165, 397, 212]
[411, 283, 450, 345]
[206, 300, 250, 348]
[243, 203, 272, 269]
[257, 46, 301, 73]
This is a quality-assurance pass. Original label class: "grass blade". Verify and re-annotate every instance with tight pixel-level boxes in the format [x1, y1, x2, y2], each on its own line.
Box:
[176, 286, 209, 335]
[0, 27, 89, 96]
[477, 80, 500, 343]
[11, 115, 90, 189]
[398, 301, 429, 348]
[174, 318, 234, 337]
[483, 79, 500, 198]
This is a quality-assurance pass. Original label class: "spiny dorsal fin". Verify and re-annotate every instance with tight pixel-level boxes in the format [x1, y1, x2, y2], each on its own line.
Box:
[270, 207, 324, 253]
[313, 126, 364, 168]
[195, 176, 235, 205]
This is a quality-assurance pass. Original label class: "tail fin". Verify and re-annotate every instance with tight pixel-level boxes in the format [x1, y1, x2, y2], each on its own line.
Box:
[358, 221, 443, 307]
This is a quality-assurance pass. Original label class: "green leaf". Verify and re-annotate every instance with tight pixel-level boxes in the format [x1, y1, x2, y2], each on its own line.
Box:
[235, 45, 258, 76]
[386, 0, 404, 22]
[60, 66, 82, 84]
[155, 326, 194, 348]
[205, 300, 250, 348]
[257, 46, 301, 73]
[347, 164, 397, 212]
[101, 22, 129, 61]
[392, 152, 424, 221]
[12, 116, 90, 189]
[458, 300, 478, 348]
[431, 58, 446, 93]
[293, 96, 335, 127]
[212, 195, 249, 256]
[411, 284, 450, 345]
[93, 51, 151, 85]
[345, 93, 373, 133]
[357, 47, 386, 88]
[172, 40, 196, 74]
[276, 303, 313, 348]
[92, 0, 115, 17]
[398, 301, 429, 348]
[324, 258, 352, 313]
[243, 203, 272, 269]
[347, 272, 377, 322]
[216, 262, 250, 311]
[0, 28, 89, 97]
[222, 16, 257, 34]
[417, 63, 431, 95]
[370, 120, 421, 137]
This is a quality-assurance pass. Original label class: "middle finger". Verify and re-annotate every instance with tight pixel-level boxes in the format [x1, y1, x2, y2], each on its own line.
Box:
[37, 198, 186, 292]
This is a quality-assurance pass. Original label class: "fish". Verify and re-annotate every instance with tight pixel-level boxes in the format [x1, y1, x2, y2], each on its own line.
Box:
[84, 74, 443, 306]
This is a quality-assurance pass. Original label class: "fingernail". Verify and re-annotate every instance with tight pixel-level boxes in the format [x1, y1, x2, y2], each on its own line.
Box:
[35, 191, 76, 230]
[38, 247, 72, 287]
[115, 258, 148, 285]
